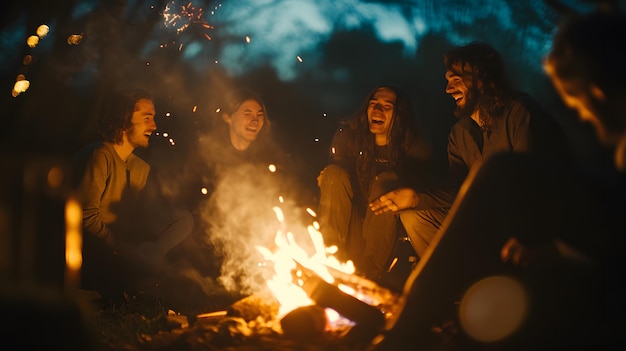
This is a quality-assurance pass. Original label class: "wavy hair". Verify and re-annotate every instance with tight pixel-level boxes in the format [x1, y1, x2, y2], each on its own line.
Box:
[444, 41, 514, 131]
[98, 88, 153, 144]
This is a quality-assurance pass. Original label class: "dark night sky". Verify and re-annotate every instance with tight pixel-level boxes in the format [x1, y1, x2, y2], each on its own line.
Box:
[0, 0, 617, 228]
[1, 0, 611, 176]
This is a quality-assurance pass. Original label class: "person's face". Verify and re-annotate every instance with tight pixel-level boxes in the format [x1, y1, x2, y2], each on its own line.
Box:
[367, 87, 396, 144]
[224, 99, 265, 150]
[544, 59, 609, 143]
[445, 62, 478, 118]
[125, 98, 156, 149]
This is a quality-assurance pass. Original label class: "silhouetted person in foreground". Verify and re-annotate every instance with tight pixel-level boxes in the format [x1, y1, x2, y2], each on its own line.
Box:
[371, 6, 626, 351]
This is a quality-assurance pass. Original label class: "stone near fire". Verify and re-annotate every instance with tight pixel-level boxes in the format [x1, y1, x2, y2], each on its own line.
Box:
[280, 305, 327, 340]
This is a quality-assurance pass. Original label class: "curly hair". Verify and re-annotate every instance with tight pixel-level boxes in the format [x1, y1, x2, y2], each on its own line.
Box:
[444, 41, 514, 131]
[344, 85, 423, 196]
[98, 88, 153, 144]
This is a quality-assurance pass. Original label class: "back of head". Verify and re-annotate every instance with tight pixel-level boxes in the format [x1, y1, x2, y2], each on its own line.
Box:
[546, 6, 626, 139]
[98, 88, 153, 144]
[548, 9, 626, 100]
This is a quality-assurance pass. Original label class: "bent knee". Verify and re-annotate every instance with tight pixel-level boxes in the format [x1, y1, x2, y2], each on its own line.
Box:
[319, 164, 351, 187]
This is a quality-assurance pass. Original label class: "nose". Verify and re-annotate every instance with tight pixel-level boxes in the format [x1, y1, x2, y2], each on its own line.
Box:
[373, 102, 384, 111]
[445, 81, 455, 94]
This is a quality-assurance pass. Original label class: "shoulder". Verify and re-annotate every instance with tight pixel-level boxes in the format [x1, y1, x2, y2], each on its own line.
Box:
[507, 93, 551, 119]
[450, 117, 474, 133]
[406, 135, 432, 160]
[77, 141, 113, 165]
[128, 153, 150, 170]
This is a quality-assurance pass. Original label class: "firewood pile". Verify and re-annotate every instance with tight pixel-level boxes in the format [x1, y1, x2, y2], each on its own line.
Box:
[158, 268, 402, 351]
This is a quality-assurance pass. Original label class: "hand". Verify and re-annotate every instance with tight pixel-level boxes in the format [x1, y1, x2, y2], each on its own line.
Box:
[369, 188, 418, 215]
[317, 168, 326, 188]
[501, 237, 562, 268]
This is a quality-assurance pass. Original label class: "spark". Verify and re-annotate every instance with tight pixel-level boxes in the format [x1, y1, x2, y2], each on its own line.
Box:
[162, 1, 215, 41]
[296, 55, 303, 63]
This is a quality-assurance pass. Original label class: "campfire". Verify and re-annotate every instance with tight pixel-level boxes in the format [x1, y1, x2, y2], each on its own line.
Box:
[184, 200, 402, 349]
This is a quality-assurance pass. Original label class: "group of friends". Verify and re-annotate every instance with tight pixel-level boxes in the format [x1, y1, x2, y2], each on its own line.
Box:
[73, 6, 625, 349]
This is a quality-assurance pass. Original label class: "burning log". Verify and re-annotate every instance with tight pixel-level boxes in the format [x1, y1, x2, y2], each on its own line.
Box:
[226, 290, 280, 323]
[292, 262, 387, 343]
[300, 273, 385, 330]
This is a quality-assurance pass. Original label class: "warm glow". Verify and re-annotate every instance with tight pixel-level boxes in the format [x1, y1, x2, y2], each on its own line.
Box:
[268, 164, 277, 173]
[13, 79, 30, 95]
[26, 35, 39, 48]
[65, 196, 83, 289]
[36, 24, 49, 37]
[47, 166, 64, 188]
[67, 34, 83, 45]
[258, 203, 357, 320]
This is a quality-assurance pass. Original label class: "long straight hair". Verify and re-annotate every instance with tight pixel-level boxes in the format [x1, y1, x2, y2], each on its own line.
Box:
[344, 84, 422, 195]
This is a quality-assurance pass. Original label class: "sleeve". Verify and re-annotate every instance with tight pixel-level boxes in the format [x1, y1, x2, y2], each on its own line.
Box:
[78, 150, 113, 243]
[399, 137, 433, 192]
[414, 129, 467, 209]
[327, 125, 355, 171]
[507, 100, 533, 152]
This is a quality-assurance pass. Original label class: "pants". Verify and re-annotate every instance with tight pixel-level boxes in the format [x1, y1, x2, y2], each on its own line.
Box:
[318, 164, 400, 275]
[400, 207, 450, 258]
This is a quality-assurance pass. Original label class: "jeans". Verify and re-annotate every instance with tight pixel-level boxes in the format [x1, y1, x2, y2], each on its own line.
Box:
[400, 207, 450, 258]
[318, 164, 401, 275]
